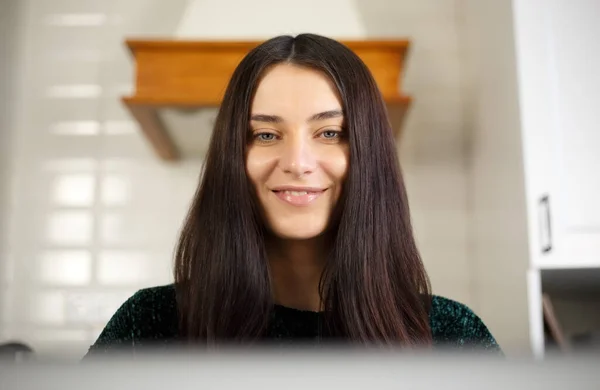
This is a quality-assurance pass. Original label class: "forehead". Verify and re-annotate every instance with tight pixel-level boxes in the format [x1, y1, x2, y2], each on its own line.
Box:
[251, 64, 342, 116]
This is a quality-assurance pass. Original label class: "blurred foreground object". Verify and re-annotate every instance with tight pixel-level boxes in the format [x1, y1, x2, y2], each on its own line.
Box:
[0, 341, 34, 363]
[1, 350, 600, 390]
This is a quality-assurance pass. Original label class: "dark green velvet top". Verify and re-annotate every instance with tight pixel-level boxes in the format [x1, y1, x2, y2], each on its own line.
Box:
[84, 284, 501, 358]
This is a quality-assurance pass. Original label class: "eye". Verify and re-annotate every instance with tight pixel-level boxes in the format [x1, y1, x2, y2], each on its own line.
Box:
[254, 132, 278, 143]
[319, 129, 343, 140]
[258, 133, 275, 141]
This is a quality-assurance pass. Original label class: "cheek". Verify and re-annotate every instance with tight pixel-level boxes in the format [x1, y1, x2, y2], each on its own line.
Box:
[246, 148, 277, 188]
[321, 146, 349, 187]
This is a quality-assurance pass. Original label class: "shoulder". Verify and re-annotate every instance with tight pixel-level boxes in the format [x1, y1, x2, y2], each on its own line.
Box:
[429, 295, 502, 354]
[83, 284, 178, 358]
[127, 284, 177, 313]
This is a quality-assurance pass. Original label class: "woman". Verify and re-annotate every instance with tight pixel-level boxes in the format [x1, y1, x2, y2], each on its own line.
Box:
[85, 34, 500, 356]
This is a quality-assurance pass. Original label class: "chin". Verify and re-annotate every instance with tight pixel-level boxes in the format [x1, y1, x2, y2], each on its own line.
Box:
[269, 222, 328, 241]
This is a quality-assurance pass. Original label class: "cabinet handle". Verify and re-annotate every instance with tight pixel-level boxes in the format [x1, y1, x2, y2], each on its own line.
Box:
[539, 195, 552, 253]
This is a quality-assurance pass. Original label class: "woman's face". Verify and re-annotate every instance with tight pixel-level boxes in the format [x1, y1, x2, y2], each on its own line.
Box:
[246, 64, 349, 240]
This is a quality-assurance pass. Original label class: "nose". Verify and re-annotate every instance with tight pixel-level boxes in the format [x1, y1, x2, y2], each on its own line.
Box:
[279, 132, 317, 178]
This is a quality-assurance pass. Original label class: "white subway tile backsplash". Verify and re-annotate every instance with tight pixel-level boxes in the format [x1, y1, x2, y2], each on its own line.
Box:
[42, 158, 99, 173]
[89, 326, 105, 342]
[44, 13, 108, 27]
[64, 290, 135, 324]
[103, 121, 137, 136]
[46, 48, 104, 63]
[100, 134, 155, 160]
[101, 96, 138, 121]
[100, 213, 135, 246]
[35, 65, 102, 90]
[104, 84, 134, 99]
[31, 0, 111, 15]
[97, 250, 150, 286]
[46, 84, 103, 99]
[31, 24, 104, 54]
[100, 174, 132, 207]
[51, 174, 96, 207]
[32, 329, 90, 357]
[49, 121, 102, 136]
[38, 250, 92, 286]
[45, 211, 94, 246]
[99, 158, 136, 172]
[100, 211, 181, 249]
[29, 101, 100, 131]
[32, 291, 66, 325]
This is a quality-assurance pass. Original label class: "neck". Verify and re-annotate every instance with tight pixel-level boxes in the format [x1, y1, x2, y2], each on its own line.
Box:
[267, 235, 327, 312]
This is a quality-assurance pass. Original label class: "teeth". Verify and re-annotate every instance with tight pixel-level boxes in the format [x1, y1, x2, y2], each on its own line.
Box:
[284, 190, 308, 196]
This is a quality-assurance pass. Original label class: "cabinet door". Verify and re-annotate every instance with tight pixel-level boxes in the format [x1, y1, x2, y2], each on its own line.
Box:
[512, 0, 562, 269]
[541, 0, 600, 268]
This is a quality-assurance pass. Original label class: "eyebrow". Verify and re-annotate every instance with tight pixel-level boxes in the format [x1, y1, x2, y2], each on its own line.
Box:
[250, 109, 343, 124]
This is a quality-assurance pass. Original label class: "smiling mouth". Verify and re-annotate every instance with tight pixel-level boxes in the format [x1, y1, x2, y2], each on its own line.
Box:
[271, 188, 326, 206]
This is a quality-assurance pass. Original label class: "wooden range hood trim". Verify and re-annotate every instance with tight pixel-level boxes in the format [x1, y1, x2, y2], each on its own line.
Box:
[123, 39, 413, 161]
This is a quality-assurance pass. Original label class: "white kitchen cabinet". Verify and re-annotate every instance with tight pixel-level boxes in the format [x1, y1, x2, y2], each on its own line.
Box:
[518, 0, 600, 357]
[466, 0, 600, 358]
[519, 0, 600, 270]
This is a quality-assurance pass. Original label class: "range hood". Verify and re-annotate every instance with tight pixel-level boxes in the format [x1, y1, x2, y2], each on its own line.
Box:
[122, 39, 412, 161]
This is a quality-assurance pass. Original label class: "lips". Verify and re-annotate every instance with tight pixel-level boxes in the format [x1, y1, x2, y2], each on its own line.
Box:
[271, 187, 326, 206]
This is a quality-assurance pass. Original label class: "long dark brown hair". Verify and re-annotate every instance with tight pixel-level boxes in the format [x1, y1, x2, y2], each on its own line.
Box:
[174, 33, 432, 346]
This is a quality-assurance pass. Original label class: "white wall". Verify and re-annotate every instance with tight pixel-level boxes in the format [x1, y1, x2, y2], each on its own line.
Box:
[0, 0, 472, 356]
[176, 0, 367, 38]
[459, 0, 532, 355]
[0, 0, 21, 333]
[355, 0, 473, 306]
